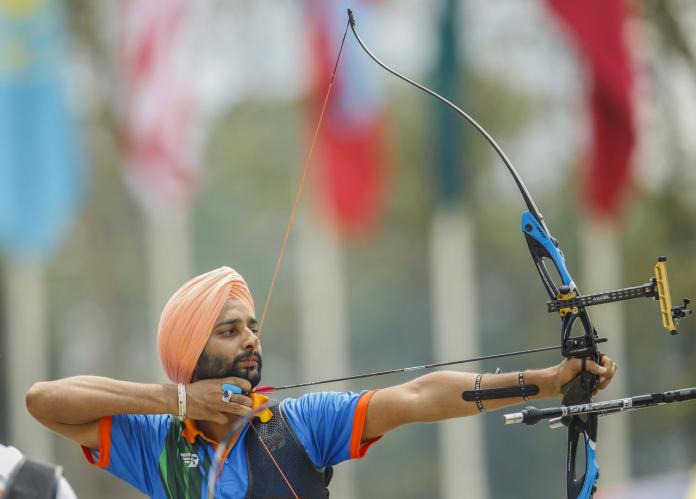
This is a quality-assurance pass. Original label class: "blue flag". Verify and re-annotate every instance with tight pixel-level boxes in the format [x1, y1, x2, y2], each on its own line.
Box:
[0, 0, 84, 259]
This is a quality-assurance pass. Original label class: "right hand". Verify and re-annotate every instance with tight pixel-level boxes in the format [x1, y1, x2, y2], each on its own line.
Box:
[183, 377, 253, 424]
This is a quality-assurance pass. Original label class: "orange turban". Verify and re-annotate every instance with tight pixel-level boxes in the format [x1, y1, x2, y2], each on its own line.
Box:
[157, 267, 255, 384]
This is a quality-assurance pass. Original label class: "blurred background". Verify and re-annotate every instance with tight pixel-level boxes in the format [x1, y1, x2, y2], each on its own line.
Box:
[1, 0, 695, 497]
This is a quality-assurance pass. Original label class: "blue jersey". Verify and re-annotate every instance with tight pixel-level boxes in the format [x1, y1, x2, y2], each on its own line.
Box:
[82, 390, 379, 498]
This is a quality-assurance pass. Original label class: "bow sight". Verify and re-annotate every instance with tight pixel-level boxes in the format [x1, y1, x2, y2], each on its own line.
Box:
[546, 256, 692, 335]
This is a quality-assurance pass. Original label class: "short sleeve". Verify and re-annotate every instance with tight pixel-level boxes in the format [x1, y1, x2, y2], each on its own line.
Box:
[280, 390, 380, 468]
[81, 414, 173, 495]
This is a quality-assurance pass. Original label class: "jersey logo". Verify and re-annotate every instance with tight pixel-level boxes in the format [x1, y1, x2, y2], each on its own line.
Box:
[180, 452, 200, 468]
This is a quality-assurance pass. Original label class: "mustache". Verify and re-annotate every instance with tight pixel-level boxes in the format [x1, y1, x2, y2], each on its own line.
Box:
[234, 351, 262, 366]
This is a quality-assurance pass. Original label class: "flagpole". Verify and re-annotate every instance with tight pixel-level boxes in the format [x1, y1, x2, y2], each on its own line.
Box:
[144, 209, 192, 382]
[431, 1, 489, 497]
[580, 217, 630, 485]
[296, 198, 356, 499]
[4, 258, 53, 461]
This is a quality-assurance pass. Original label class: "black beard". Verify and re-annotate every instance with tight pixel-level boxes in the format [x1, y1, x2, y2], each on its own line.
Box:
[191, 350, 262, 387]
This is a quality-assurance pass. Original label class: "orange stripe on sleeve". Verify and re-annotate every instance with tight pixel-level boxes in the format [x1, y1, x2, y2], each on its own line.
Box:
[349, 390, 382, 459]
[81, 416, 113, 468]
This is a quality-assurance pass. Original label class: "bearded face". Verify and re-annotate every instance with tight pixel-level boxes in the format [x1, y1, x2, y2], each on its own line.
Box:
[191, 349, 263, 387]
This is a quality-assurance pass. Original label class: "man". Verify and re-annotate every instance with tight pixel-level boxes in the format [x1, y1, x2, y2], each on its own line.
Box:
[26, 267, 616, 498]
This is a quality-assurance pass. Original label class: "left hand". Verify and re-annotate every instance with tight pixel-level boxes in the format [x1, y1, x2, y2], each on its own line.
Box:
[552, 354, 618, 397]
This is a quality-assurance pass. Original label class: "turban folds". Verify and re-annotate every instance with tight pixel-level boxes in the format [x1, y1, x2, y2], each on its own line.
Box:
[157, 267, 255, 384]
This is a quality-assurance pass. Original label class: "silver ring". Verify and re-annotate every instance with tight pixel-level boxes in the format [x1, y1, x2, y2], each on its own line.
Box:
[221, 391, 232, 403]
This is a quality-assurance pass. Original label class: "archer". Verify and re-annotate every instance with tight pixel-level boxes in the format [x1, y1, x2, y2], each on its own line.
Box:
[27, 266, 617, 498]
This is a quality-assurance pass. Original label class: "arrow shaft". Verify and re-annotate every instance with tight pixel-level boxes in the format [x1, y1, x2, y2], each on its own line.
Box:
[265, 345, 559, 392]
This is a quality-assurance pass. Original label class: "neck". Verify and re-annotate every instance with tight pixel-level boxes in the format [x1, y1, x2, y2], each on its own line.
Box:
[197, 415, 242, 444]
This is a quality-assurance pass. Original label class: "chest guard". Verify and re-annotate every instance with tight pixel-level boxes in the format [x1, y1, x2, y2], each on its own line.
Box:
[246, 402, 333, 498]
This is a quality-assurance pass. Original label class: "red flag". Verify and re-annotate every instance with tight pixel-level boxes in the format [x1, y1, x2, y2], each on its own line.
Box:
[547, 0, 635, 219]
[308, 2, 389, 238]
[121, 0, 199, 215]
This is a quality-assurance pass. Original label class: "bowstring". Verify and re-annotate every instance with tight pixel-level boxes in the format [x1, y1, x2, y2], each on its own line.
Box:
[241, 16, 351, 499]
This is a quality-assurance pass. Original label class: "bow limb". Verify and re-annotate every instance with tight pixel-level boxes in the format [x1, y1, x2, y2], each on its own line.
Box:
[346, 9, 546, 229]
[346, 8, 601, 498]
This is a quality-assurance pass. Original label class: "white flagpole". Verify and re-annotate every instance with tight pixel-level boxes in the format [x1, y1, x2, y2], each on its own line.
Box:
[4, 258, 53, 460]
[144, 209, 192, 381]
[295, 200, 355, 499]
[580, 217, 630, 486]
[431, 210, 489, 499]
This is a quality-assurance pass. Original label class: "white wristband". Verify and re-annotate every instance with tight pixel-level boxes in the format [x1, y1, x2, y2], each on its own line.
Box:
[177, 384, 187, 421]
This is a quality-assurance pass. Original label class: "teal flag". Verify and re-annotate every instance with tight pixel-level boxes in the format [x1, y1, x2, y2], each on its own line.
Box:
[432, 0, 469, 207]
[0, 0, 84, 259]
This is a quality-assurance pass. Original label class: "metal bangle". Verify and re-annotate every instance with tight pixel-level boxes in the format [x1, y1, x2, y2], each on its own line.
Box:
[177, 383, 187, 421]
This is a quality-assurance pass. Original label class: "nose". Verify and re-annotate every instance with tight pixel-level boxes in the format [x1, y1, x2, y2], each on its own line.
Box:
[243, 327, 260, 352]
